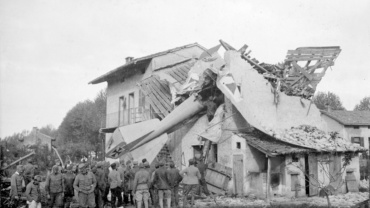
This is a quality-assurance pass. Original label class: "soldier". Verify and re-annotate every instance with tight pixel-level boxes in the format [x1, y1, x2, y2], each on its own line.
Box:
[133, 163, 151, 208]
[63, 165, 76, 208]
[123, 160, 132, 205]
[45, 165, 65, 208]
[23, 159, 35, 186]
[94, 162, 106, 208]
[167, 162, 183, 207]
[73, 163, 97, 208]
[108, 163, 123, 208]
[180, 159, 201, 207]
[117, 159, 126, 203]
[125, 160, 137, 206]
[25, 175, 42, 208]
[102, 161, 110, 204]
[196, 157, 210, 196]
[149, 163, 160, 208]
[10, 165, 25, 199]
[152, 161, 171, 208]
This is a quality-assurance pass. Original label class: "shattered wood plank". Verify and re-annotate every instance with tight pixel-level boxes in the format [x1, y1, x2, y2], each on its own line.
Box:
[172, 68, 188, 81]
[286, 54, 335, 59]
[292, 62, 313, 81]
[140, 84, 166, 118]
[285, 57, 337, 62]
[138, 85, 165, 119]
[141, 83, 169, 117]
[150, 78, 172, 101]
[288, 49, 341, 54]
[147, 83, 172, 112]
[167, 70, 184, 83]
[177, 65, 190, 77]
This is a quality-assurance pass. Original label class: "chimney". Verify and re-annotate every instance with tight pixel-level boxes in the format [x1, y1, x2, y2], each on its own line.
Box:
[325, 103, 332, 112]
[125, 56, 134, 63]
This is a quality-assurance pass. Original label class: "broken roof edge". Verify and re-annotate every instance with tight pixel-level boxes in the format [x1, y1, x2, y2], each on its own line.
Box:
[239, 133, 314, 156]
[89, 42, 207, 85]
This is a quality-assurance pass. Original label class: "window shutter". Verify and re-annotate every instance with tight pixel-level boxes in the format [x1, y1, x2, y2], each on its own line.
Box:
[351, 137, 355, 143]
[360, 137, 364, 147]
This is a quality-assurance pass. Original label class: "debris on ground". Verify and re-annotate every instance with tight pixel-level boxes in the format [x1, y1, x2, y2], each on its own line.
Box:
[359, 179, 369, 190]
[187, 192, 369, 207]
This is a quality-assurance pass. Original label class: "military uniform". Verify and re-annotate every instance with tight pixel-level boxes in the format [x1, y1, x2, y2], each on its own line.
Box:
[93, 163, 106, 208]
[153, 163, 172, 208]
[73, 165, 97, 208]
[10, 170, 24, 198]
[133, 164, 151, 208]
[167, 166, 183, 206]
[23, 162, 35, 186]
[45, 169, 65, 208]
[63, 168, 76, 208]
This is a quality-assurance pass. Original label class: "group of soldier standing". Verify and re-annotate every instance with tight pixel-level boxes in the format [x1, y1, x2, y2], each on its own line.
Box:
[9, 156, 209, 208]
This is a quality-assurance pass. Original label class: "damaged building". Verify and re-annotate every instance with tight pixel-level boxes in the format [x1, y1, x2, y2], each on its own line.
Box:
[89, 41, 366, 199]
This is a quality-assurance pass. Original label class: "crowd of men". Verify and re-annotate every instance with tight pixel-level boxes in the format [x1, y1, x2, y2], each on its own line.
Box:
[9, 157, 209, 208]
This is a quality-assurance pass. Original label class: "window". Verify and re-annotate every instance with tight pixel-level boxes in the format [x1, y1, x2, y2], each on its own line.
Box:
[292, 154, 299, 162]
[128, 92, 135, 124]
[351, 137, 364, 147]
[291, 174, 300, 191]
[193, 145, 203, 159]
[236, 142, 241, 149]
[353, 126, 360, 129]
[118, 96, 126, 125]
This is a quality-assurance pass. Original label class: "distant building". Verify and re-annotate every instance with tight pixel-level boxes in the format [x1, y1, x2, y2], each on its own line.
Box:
[321, 110, 370, 179]
[321, 110, 370, 149]
[20, 127, 54, 150]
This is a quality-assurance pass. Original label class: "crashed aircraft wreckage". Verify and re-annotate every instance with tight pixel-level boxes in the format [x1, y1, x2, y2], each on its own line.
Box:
[106, 39, 363, 162]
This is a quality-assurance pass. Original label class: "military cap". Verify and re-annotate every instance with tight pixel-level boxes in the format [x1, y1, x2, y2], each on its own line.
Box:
[78, 163, 87, 169]
[139, 163, 145, 168]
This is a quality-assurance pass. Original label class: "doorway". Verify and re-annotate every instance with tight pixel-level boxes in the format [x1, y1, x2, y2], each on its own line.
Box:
[233, 154, 244, 196]
[304, 155, 310, 195]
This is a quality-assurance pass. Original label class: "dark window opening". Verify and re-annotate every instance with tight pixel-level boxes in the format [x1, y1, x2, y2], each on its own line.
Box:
[193, 145, 203, 159]
[354, 126, 360, 129]
[292, 154, 299, 162]
[212, 144, 218, 162]
[236, 142, 241, 149]
[270, 173, 280, 188]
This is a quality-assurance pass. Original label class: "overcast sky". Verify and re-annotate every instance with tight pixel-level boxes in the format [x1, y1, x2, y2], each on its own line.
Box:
[1, 0, 369, 138]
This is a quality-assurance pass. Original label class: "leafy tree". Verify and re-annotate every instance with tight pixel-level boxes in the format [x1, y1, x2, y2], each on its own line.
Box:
[313, 91, 345, 111]
[57, 88, 106, 161]
[354, 96, 370, 111]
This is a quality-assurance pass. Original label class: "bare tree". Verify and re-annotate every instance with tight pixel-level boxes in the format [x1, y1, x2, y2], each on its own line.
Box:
[287, 151, 354, 208]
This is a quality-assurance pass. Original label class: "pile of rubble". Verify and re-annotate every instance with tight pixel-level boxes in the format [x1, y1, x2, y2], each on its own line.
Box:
[195, 195, 268, 207]
[310, 192, 369, 207]
[359, 179, 369, 190]
[271, 125, 365, 152]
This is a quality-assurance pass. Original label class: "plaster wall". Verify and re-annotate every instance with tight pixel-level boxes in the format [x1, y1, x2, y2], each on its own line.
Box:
[180, 115, 209, 169]
[284, 155, 307, 197]
[106, 73, 144, 127]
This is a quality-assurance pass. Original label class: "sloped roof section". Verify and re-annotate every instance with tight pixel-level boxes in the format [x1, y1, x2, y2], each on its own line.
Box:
[321, 110, 370, 125]
[239, 133, 313, 156]
[138, 59, 196, 118]
[89, 43, 205, 84]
